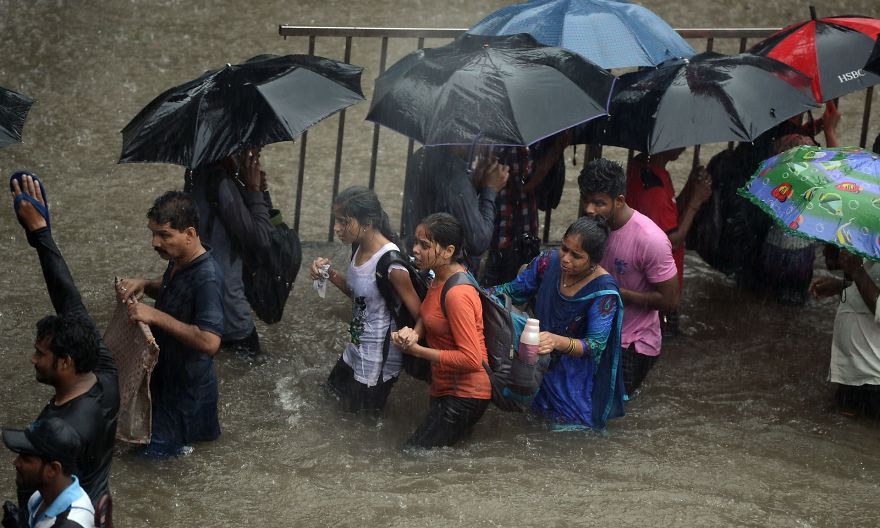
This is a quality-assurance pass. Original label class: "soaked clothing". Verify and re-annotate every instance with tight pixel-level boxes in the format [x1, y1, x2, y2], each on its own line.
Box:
[829, 262, 880, 386]
[148, 250, 224, 455]
[27, 476, 94, 528]
[189, 165, 273, 342]
[342, 243, 406, 386]
[621, 344, 657, 395]
[421, 277, 491, 400]
[600, 210, 677, 358]
[405, 396, 490, 449]
[403, 147, 498, 260]
[326, 356, 398, 414]
[27, 228, 119, 503]
[491, 250, 625, 428]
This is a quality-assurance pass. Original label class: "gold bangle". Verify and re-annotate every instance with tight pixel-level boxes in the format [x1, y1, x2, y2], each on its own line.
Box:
[565, 338, 575, 355]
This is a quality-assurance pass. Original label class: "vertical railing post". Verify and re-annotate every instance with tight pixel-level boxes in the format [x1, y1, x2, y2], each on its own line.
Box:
[293, 35, 316, 233]
[859, 86, 874, 149]
[327, 36, 354, 242]
[400, 36, 426, 238]
[368, 37, 389, 190]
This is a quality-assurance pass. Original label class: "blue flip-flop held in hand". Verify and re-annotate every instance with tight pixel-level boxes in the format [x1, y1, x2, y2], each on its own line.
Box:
[9, 170, 51, 232]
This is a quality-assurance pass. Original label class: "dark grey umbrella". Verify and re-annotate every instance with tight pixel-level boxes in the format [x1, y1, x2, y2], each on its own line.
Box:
[119, 54, 364, 169]
[601, 52, 820, 154]
[366, 33, 615, 147]
[0, 85, 33, 149]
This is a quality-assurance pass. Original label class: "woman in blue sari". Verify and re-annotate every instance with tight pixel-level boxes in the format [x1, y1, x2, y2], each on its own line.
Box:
[489, 216, 625, 429]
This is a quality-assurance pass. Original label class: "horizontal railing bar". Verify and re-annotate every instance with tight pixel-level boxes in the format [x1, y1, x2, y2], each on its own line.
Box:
[279, 26, 781, 40]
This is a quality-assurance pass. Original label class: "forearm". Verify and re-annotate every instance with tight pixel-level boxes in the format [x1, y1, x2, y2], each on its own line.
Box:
[150, 311, 220, 355]
[328, 268, 351, 297]
[403, 342, 442, 362]
[668, 203, 701, 248]
[462, 189, 498, 256]
[29, 228, 88, 318]
[620, 287, 677, 312]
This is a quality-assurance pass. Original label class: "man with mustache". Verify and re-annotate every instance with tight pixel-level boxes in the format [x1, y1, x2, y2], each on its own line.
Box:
[117, 191, 225, 457]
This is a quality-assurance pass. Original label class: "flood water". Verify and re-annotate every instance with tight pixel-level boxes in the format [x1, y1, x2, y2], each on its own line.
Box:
[2, 0, 880, 526]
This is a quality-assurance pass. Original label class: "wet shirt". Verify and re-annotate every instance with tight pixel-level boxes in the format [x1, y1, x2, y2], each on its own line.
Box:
[150, 250, 224, 451]
[421, 277, 491, 400]
[829, 262, 880, 386]
[403, 147, 498, 258]
[29, 228, 119, 503]
[342, 242, 406, 386]
[626, 158, 684, 288]
[190, 165, 273, 341]
[491, 250, 626, 428]
[600, 210, 677, 357]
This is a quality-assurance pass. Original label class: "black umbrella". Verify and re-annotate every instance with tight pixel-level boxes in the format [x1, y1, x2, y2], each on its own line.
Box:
[600, 52, 820, 154]
[0, 85, 34, 149]
[866, 38, 880, 75]
[119, 54, 365, 169]
[366, 33, 615, 147]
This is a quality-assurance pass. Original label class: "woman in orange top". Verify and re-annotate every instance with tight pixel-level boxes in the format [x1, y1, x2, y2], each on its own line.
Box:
[392, 213, 491, 448]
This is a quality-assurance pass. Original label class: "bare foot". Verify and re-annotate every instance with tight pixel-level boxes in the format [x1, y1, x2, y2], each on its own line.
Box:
[10, 174, 48, 232]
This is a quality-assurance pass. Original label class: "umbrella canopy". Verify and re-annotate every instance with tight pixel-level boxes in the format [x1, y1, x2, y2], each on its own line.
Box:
[119, 54, 364, 169]
[749, 11, 880, 102]
[468, 0, 695, 70]
[600, 52, 820, 154]
[738, 145, 880, 261]
[366, 33, 615, 147]
[0, 85, 34, 149]
[866, 38, 880, 75]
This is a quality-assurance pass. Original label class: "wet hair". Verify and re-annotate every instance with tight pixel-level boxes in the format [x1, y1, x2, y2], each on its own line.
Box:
[333, 186, 399, 246]
[578, 158, 626, 199]
[419, 213, 465, 262]
[563, 215, 610, 263]
[146, 191, 199, 233]
[872, 132, 880, 155]
[774, 134, 818, 154]
[35, 314, 99, 374]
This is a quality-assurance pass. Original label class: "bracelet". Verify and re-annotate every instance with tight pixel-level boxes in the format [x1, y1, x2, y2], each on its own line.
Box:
[564, 338, 575, 355]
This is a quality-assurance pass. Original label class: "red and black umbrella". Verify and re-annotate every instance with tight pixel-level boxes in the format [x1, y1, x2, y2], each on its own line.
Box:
[749, 8, 880, 102]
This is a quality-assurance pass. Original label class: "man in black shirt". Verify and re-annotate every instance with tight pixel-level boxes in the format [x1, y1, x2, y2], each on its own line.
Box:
[8, 173, 119, 525]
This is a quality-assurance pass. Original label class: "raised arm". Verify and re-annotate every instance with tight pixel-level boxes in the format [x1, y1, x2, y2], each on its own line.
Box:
[13, 174, 117, 377]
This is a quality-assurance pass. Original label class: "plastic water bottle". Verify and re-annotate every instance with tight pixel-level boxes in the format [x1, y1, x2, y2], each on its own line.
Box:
[518, 318, 540, 366]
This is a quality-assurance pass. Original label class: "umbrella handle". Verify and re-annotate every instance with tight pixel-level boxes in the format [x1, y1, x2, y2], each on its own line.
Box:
[466, 132, 485, 175]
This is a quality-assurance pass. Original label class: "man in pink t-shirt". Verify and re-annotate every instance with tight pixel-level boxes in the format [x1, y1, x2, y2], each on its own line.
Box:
[578, 158, 680, 395]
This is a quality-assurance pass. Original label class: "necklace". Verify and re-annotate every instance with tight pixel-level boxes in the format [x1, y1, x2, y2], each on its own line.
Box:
[562, 264, 597, 288]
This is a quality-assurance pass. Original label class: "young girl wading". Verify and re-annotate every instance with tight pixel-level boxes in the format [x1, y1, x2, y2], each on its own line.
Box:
[309, 187, 420, 414]
[392, 213, 491, 448]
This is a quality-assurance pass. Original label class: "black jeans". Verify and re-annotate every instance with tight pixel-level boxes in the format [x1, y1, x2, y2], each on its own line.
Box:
[621, 345, 657, 396]
[406, 396, 490, 449]
[325, 356, 397, 415]
[221, 326, 262, 358]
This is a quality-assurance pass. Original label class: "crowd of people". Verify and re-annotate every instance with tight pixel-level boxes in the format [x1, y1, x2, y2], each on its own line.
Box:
[3, 109, 880, 526]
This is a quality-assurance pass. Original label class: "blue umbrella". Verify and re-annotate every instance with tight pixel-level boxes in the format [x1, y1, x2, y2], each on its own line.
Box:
[468, 0, 695, 70]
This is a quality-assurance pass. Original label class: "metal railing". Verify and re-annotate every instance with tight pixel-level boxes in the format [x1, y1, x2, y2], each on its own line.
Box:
[278, 25, 876, 242]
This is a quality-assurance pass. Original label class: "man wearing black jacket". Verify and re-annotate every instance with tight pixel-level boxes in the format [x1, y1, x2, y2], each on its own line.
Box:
[7, 173, 118, 527]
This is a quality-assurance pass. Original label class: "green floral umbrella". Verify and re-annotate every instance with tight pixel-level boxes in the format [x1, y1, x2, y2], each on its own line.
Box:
[738, 145, 880, 261]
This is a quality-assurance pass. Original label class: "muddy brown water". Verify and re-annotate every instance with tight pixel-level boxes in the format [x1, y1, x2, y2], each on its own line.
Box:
[1, 0, 879, 526]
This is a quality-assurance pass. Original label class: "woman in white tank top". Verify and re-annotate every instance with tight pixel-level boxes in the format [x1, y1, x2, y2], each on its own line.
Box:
[309, 186, 421, 415]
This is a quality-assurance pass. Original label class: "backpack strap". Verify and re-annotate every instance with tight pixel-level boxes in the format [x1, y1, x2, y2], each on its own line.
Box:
[439, 271, 477, 317]
[375, 249, 415, 328]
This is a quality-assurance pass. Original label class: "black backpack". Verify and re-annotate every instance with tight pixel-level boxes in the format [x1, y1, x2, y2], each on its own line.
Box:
[374, 249, 432, 382]
[204, 176, 302, 324]
[242, 210, 302, 324]
[440, 271, 550, 412]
